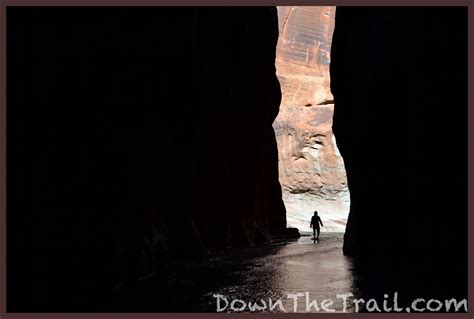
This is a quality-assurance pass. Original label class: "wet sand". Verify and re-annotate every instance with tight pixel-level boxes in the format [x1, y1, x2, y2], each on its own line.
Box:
[110, 232, 358, 312]
[201, 232, 357, 312]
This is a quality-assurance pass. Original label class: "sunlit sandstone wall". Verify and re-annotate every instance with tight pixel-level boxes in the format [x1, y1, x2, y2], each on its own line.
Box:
[274, 6, 349, 232]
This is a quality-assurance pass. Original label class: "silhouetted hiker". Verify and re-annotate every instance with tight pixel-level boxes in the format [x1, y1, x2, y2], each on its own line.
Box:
[310, 211, 323, 241]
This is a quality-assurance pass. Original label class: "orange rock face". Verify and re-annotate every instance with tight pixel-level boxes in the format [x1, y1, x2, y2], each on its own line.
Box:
[274, 6, 349, 232]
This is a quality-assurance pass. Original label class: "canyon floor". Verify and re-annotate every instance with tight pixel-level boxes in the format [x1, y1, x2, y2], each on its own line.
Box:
[108, 233, 359, 313]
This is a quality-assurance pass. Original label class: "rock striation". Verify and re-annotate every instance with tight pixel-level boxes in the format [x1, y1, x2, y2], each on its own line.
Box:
[274, 7, 348, 232]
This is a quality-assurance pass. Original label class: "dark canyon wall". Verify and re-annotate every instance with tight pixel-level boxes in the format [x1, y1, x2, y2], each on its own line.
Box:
[7, 7, 286, 311]
[331, 7, 467, 307]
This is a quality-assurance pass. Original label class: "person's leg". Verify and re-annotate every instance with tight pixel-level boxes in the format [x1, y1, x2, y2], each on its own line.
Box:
[313, 227, 316, 239]
[316, 227, 320, 240]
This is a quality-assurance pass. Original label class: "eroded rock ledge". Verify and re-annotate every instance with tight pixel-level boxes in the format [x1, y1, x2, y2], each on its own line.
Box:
[274, 7, 349, 232]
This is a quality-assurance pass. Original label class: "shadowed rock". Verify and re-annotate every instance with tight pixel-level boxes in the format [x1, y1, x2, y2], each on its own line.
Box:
[331, 7, 467, 309]
[7, 7, 287, 311]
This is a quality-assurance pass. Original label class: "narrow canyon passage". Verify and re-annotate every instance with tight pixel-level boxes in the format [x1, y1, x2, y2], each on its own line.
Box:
[6, 6, 467, 313]
[274, 6, 349, 233]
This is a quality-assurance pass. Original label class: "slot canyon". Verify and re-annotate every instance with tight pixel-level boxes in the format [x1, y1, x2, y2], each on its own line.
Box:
[274, 6, 349, 232]
[7, 6, 467, 312]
